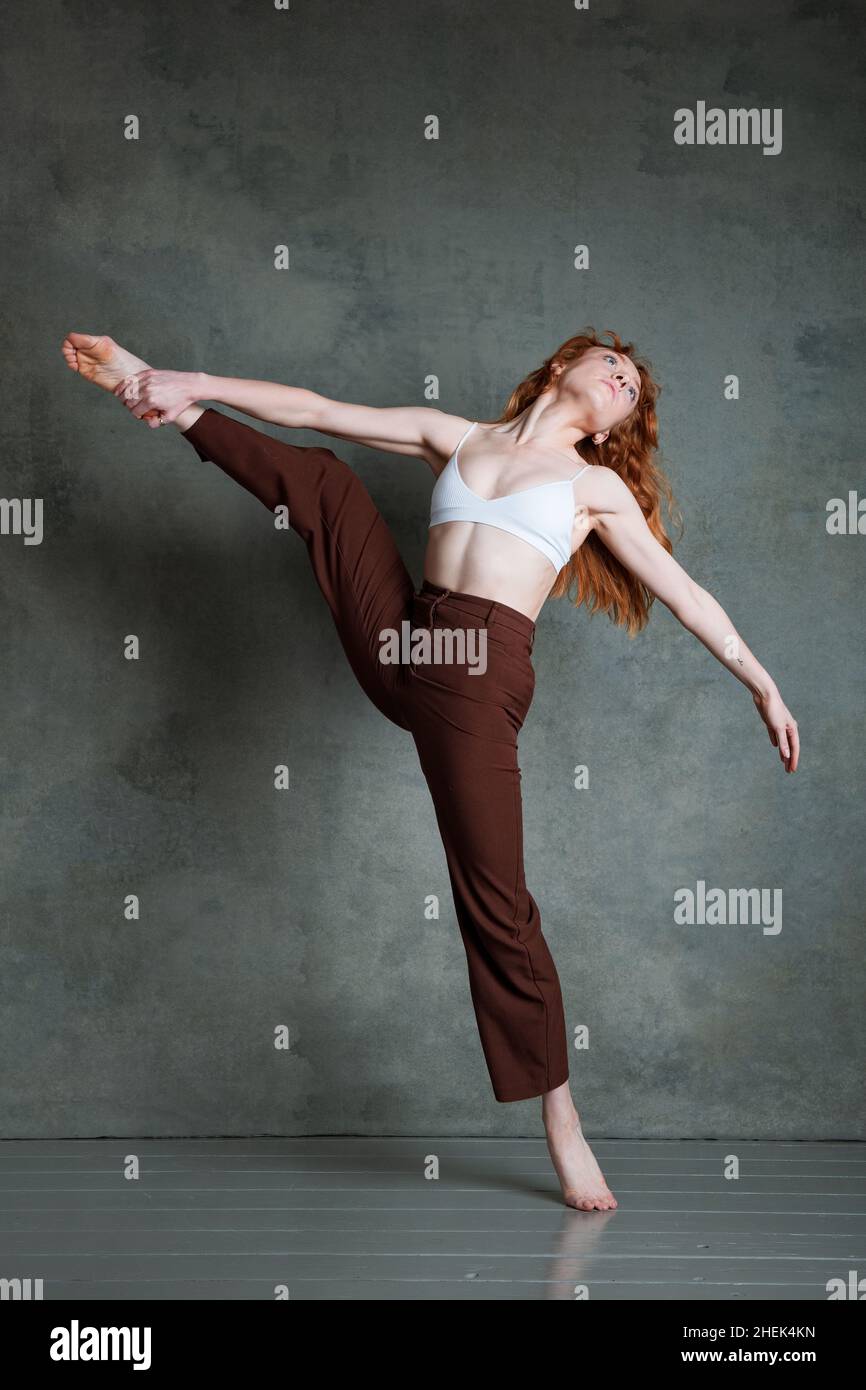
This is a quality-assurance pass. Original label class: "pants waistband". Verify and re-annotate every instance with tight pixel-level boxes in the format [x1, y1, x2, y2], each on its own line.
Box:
[416, 580, 536, 647]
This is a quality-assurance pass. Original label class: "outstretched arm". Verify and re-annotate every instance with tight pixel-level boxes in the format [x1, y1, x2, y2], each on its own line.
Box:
[113, 369, 457, 466]
[591, 470, 800, 772]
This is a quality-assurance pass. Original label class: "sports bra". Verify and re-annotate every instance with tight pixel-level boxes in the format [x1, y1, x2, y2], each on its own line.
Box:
[429, 421, 591, 572]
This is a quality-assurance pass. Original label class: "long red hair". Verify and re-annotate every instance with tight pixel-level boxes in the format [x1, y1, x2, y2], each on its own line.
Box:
[492, 328, 681, 635]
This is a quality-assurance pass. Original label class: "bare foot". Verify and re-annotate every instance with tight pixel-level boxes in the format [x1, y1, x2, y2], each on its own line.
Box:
[544, 1109, 618, 1212]
[61, 332, 156, 400]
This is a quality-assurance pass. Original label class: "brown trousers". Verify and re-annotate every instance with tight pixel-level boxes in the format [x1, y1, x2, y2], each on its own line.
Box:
[181, 408, 570, 1102]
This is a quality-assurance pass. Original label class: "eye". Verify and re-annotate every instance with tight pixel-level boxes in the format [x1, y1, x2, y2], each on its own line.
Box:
[604, 353, 638, 402]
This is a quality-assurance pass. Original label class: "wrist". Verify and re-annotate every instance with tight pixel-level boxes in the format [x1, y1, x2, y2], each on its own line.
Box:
[192, 371, 214, 403]
[748, 671, 777, 701]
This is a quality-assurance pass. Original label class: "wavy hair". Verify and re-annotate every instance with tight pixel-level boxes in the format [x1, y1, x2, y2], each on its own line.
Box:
[491, 328, 682, 635]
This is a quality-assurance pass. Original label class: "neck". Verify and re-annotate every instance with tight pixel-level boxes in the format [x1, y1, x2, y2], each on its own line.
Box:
[498, 397, 590, 454]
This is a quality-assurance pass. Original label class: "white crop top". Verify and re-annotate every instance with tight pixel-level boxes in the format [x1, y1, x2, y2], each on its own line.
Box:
[429, 421, 590, 572]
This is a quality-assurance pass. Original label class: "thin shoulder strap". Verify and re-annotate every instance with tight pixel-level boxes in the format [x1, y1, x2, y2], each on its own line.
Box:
[571, 461, 591, 481]
[453, 420, 477, 461]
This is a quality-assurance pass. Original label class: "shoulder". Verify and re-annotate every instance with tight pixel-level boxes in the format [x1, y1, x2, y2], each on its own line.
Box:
[421, 411, 477, 474]
[578, 464, 637, 515]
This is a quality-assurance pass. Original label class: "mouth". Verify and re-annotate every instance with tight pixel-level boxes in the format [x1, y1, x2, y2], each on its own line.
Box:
[601, 379, 617, 399]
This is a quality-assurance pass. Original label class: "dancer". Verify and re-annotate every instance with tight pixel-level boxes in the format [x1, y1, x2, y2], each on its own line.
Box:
[61, 330, 799, 1212]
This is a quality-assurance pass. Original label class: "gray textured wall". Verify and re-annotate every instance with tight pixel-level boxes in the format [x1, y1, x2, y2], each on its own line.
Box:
[1, 0, 863, 1138]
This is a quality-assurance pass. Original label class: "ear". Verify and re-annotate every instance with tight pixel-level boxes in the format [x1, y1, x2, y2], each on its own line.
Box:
[592, 430, 609, 445]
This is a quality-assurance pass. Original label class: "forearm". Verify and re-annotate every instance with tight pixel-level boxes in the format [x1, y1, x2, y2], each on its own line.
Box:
[677, 587, 776, 698]
[198, 373, 321, 429]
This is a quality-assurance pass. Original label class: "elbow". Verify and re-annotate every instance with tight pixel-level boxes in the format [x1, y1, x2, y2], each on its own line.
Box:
[298, 393, 326, 431]
[671, 582, 706, 629]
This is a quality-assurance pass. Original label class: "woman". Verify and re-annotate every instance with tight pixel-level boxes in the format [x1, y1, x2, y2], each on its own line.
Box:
[61, 329, 799, 1212]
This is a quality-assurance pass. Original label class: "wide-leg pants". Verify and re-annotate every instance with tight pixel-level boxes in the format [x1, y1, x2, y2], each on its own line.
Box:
[181, 408, 570, 1102]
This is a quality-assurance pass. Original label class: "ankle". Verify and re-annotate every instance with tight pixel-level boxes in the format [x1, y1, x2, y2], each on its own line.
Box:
[543, 1102, 580, 1132]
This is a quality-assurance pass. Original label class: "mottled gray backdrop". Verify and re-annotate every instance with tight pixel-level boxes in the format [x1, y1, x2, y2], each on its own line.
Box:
[1, 0, 863, 1138]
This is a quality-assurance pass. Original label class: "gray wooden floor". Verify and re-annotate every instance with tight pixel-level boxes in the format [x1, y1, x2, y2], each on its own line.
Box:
[1, 1138, 863, 1300]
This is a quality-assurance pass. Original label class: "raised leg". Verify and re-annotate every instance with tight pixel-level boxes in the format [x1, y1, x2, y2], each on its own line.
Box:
[180, 408, 416, 729]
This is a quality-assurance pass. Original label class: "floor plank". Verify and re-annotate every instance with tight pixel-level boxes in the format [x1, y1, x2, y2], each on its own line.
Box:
[0, 1138, 862, 1301]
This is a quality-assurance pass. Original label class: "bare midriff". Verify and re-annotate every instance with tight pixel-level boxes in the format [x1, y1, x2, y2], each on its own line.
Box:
[424, 521, 580, 622]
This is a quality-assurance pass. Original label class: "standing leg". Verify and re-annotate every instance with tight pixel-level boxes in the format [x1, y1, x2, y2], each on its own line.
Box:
[410, 701, 570, 1103]
[181, 408, 415, 728]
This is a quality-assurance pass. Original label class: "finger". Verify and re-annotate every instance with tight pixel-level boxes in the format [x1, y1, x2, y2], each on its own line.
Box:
[788, 722, 800, 773]
[777, 725, 790, 761]
[129, 398, 153, 419]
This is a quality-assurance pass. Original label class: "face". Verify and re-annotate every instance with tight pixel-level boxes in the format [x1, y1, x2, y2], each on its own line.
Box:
[550, 346, 641, 441]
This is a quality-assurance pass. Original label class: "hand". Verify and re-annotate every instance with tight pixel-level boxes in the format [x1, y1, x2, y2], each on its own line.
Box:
[752, 686, 800, 772]
[113, 369, 200, 427]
